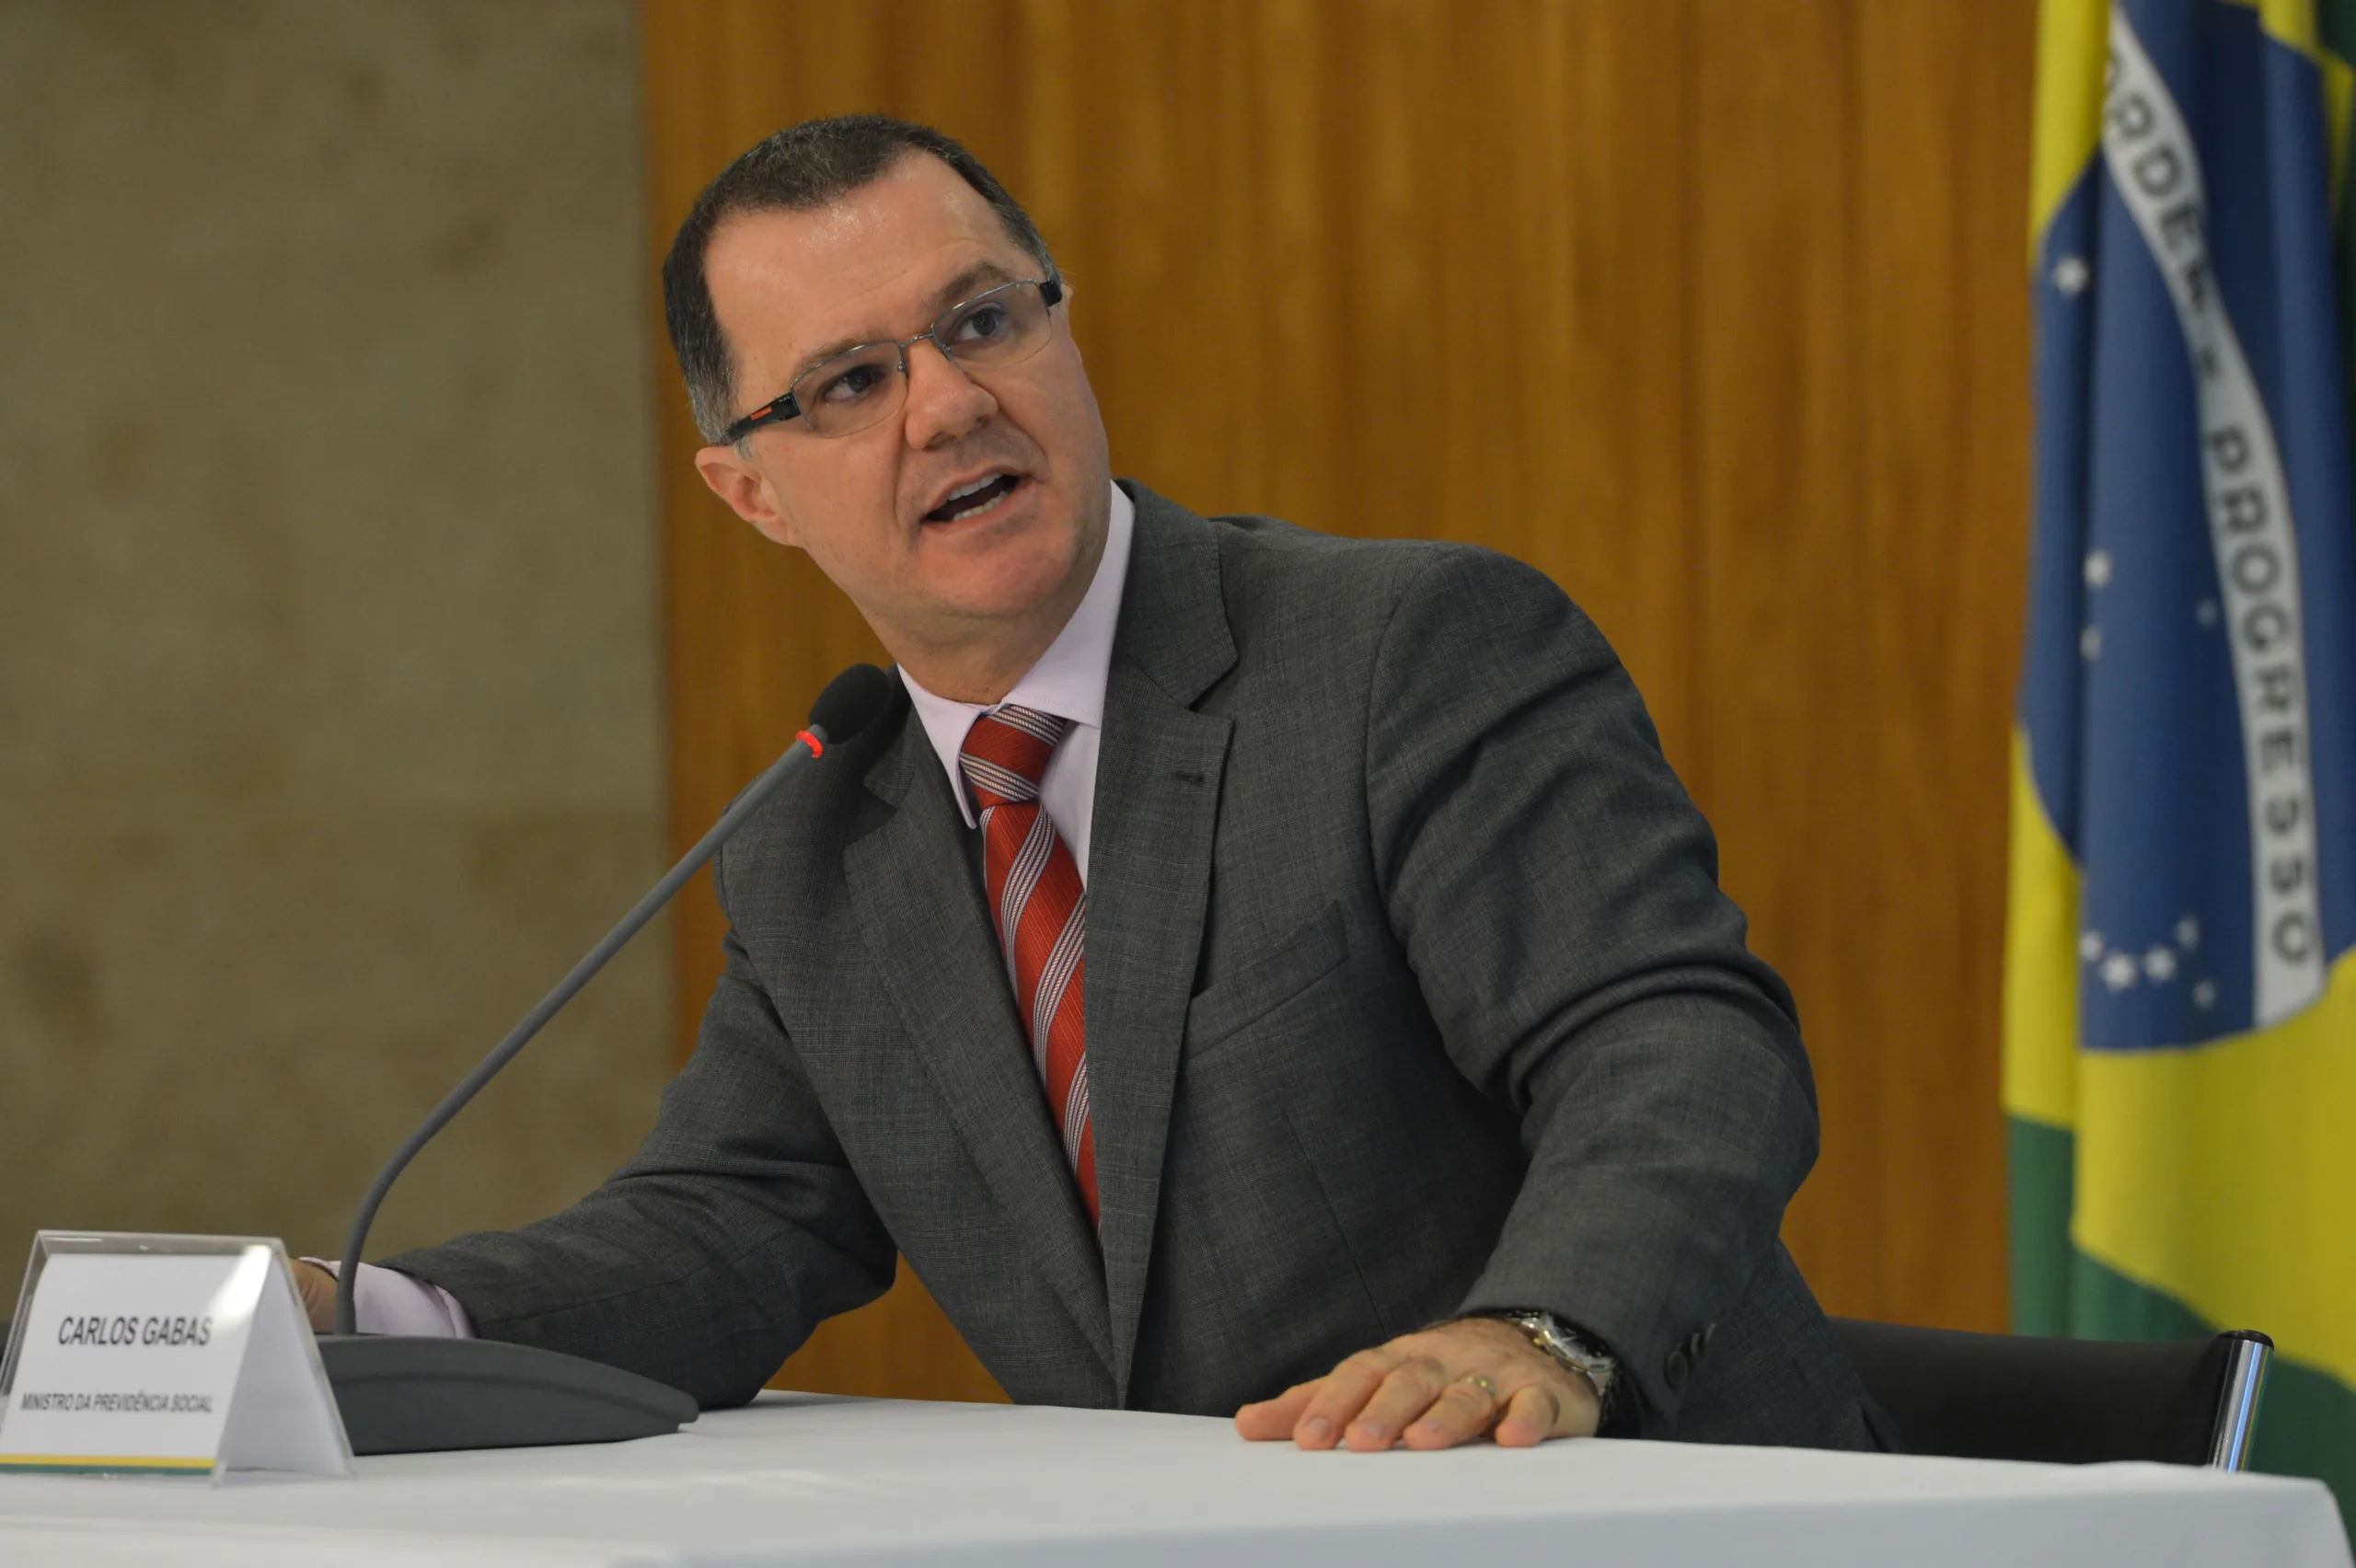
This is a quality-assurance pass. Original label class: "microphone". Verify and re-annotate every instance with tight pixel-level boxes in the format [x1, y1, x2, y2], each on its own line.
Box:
[318, 663, 892, 1453]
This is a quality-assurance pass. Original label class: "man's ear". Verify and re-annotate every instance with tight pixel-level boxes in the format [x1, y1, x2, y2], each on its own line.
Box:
[694, 443, 799, 548]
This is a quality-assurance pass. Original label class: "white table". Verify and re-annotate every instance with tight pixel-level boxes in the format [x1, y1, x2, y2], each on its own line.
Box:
[0, 1392, 2346, 1566]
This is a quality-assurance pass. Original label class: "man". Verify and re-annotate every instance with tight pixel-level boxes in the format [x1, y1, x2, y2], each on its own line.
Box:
[298, 115, 1885, 1455]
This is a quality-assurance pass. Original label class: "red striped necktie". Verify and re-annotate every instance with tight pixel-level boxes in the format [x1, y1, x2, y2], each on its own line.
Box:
[959, 705, 1097, 1226]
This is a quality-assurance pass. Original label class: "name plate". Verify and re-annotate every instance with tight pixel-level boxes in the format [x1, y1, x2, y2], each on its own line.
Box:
[0, 1232, 352, 1481]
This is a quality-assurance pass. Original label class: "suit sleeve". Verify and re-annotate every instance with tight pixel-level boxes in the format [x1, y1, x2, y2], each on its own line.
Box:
[1363, 546, 1819, 1437]
[381, 918, 898, 1408]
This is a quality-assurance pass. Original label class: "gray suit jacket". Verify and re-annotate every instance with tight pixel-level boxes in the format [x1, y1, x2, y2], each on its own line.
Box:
[392, 482, 1882, 1449]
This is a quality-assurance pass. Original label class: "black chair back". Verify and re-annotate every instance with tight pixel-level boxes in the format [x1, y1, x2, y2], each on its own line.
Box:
[1832, 1317, 2271, 1468]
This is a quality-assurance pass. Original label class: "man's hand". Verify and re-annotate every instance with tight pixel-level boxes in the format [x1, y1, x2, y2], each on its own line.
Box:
[293, 1259, 339, 1333]
[1233, 1317, 1601, 1451]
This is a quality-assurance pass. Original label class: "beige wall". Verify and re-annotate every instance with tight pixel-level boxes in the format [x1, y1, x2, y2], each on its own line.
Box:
[0, 1, 667, 1271]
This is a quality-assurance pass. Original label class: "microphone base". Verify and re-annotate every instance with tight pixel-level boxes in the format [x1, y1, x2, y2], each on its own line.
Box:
[318, 1333, 698, 1455]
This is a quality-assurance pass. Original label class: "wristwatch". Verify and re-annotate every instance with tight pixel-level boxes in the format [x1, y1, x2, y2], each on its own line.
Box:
[1484, 1309, 1622, 1418]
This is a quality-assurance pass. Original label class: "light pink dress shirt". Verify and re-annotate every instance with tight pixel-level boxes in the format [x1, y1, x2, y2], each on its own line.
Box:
[900, 480, 1133, 882]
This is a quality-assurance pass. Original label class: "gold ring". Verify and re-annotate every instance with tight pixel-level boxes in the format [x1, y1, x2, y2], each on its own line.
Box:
[1456, 1372, 1502, 1404]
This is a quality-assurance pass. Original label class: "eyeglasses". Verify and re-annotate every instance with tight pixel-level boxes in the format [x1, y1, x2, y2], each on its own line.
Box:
[723, 277, 1065, 444]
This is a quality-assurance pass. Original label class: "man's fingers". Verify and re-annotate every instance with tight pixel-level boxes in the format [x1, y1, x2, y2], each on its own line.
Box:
[1342, 1358, 1448, 1451]
[1294, 1350, 1398, 1448]
[1233, 1379, 1322, 1442]
[1494, 1382, 1562, 1447]
[1401, 1375, 1504, 1450]
[292, 1260, 337, 1333]
[1235, 1320, 1603, 1454]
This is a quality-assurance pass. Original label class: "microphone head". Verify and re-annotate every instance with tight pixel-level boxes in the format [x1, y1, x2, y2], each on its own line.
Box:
[808, 663, 893, 744]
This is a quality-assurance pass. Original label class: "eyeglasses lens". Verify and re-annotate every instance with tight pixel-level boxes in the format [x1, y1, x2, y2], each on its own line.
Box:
[796, 345, 907, 437]
[791, 281, 1055, 438]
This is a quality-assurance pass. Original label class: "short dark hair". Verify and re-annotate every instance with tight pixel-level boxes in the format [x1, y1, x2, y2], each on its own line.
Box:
[661, 115, 1058, 444]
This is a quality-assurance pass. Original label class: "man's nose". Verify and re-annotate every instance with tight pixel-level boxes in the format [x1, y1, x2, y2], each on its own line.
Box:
[902, 338, 996, 448]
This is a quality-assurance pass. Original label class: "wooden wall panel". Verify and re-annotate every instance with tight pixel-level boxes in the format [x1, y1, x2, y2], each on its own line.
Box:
[1685, 0, 1882, 1313]
[1829, 0, 2033, 1327]
[641, 0, 2038, 1401]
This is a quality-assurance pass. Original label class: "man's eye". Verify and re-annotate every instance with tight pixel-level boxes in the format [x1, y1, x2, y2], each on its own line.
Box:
[817, 363, 886, 405]
[949, 303, 1011, 344]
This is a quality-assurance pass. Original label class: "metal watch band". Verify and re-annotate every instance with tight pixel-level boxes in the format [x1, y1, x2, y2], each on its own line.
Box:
[1486, 1309, 1621, 1415]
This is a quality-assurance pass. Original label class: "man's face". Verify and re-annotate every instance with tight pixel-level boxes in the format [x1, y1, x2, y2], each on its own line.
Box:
[694, 155, 1112, 660]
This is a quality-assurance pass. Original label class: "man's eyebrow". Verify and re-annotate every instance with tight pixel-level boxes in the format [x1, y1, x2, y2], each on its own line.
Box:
[786, 260, 1022, 382]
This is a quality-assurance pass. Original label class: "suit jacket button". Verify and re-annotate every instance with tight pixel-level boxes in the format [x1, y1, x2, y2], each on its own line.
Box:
[1664, 1347, 1692, 1391]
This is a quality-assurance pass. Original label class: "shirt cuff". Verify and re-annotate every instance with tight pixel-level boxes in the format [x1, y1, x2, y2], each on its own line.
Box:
[304, 1259, 476, 1339]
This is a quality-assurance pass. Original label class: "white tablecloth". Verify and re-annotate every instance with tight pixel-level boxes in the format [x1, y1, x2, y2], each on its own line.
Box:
[0, 1392, 2346, 1566]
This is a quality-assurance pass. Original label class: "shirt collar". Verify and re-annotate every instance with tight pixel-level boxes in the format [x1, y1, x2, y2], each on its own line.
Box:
[901, 481, 1134, 825]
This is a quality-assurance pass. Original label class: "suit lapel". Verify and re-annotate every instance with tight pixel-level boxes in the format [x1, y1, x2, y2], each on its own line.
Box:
[1088, 487, 1238, 1400]
[844, 709, 1114, 1373]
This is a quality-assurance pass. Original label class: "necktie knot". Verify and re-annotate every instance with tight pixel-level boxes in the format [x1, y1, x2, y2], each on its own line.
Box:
[959, 705, 1070, 811]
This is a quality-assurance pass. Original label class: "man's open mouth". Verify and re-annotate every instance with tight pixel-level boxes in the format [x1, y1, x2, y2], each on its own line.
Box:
[925, 472, 1022, 523]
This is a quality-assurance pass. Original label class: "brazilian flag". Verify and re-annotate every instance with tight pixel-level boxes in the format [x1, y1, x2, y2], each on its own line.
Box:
[2008, 0, 2356, 1519]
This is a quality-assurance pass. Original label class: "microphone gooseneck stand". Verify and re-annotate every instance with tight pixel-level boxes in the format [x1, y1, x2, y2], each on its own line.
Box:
[319, 663, 893, 1455]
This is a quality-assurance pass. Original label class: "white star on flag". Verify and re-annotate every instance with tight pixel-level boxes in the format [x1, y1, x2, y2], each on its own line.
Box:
[2085, 550, 2114, 587]
[2081, 929, 2106, 962]
[2053, 255, 2091, 295]
[2082, 625, 2103, 660]
[2177, 916, 2200, 950]
[2101, 951, 2140, 991]
[2193, 979, 2219, 1010]
[2143, 947, 2177, 983]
